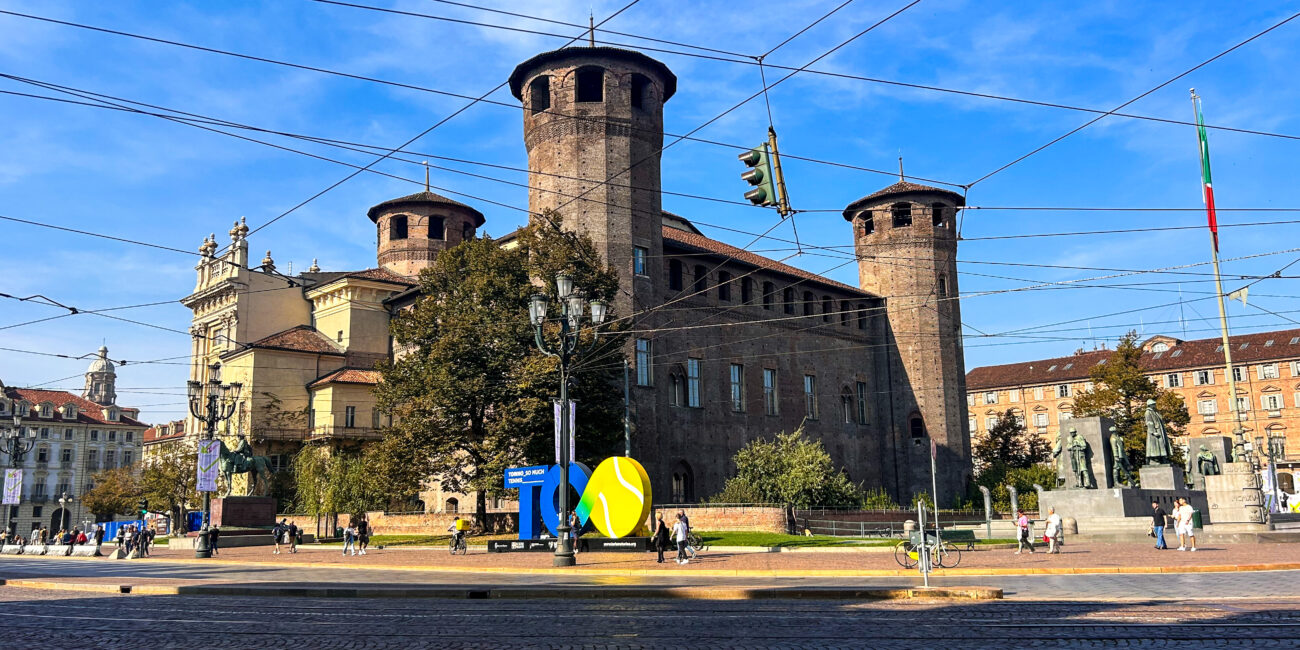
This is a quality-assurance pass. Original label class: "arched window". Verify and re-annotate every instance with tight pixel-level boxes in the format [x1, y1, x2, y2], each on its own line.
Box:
[529, 76, 550, 114]
[389, 215, 408, 240]
[668, 260, 683, 290]
[860, 211, 875, 235]
[840, 300, 850, 326]
[669, 374, 682, 407]
[741, 277, 754, 304]
[841, 387, 854, 424]
[426, 216, 445, 240]
[802, 291, 815, 316]
[630, 73, 651, 110]
[937, 274, 948, 297]
[763, 282, 775, 310]
[857, 303, 868, 330]
[693, 265, 708, 294]
[575, 66, 604, 103]
[783, 288, 795, 314]
[445, 497, 459, 513]
[462, 222, 473, 242]
[891, 202, 912, 228]
[673, 461, 694, 502]
[931, 202, 947, 227]
[910, 415, 925, 440]
[717, 271, 732, 301]
[822, 296, 833, 322]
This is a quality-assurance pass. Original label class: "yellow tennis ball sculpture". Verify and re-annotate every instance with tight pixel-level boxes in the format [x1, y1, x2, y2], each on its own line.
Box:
[575, 456, 653, 538]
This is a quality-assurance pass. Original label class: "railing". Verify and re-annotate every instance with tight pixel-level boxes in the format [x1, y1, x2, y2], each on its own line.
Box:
[801, 517, 994, 538]
[59, 461, 73, 469]
[29, 495, 48, 503]
[309, 426, 382, 441]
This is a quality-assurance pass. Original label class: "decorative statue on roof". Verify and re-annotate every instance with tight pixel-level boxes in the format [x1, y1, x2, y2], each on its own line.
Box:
[1109, 425, 1134, 488]
[1144, 399, 1174, 465]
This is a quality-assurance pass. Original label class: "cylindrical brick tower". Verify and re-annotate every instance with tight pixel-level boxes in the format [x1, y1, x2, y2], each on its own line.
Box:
[508, 46, 676, 313]
[368, 191, 485, 278]
[844, 181, 971, 502]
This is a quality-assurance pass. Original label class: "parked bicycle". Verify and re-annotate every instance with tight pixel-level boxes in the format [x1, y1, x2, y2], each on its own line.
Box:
[893, 534, 961, 569]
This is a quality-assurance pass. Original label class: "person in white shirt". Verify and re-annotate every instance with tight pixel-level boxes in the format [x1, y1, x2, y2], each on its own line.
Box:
[1044, 507, 1062, 554]
[1175, 498, 1197, 551]
[672, 515, 689, 565]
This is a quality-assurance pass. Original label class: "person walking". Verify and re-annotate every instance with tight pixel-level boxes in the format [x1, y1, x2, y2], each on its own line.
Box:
[676, 512, 696, 564]
[1175, 498, 1197, 552]
[123, 525, 135, 557]
[357, 518, 369, 556]
[272, 520, 285, 554]
[1044, 507, 1062, 554]
[287, 520, 299, 554]
[677, 509, 696, 560]
[1014, 509, 1034, 554]
[209, 526, 221, 556]
[568, 511, 581, 555]
[652, 513, 670, 564]
[1151, 501, 1170, 550]
[343, 523, 357, 556]
[92, 525, 104, 551]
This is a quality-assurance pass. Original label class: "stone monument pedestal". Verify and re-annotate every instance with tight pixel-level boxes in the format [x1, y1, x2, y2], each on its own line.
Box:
[1203, 461, 1268, 531]
[211, 496, 277, 528]
[1185, 436, 1233, 490]
[1139, 464, 1184, 490]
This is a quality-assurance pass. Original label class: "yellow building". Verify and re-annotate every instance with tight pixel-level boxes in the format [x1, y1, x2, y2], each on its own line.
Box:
[965, 329, 1300, 461]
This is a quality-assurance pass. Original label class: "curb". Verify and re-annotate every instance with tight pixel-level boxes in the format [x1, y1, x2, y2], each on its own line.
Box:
[0, 579, 1000, 601]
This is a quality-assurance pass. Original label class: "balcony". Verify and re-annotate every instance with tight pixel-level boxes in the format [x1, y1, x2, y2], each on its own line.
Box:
[29, 495, 48, 503]
[309, 426, 382, 441]
[34, 461, 48, 468]
[252, 428, 312, 442]
[84, 463, 100, 471]
[59, 461, 73, 469]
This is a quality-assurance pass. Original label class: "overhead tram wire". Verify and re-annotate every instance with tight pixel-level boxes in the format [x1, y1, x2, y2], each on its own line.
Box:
[966, 11, 1300, 188]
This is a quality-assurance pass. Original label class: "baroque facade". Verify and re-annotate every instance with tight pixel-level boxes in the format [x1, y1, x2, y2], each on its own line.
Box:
[965, 328, 1300, 463]
[0, 347, 147, 533]
[179, 45, 971, 507]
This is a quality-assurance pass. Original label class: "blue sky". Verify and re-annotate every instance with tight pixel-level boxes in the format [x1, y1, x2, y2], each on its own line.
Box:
[2, 0, 1298, 424]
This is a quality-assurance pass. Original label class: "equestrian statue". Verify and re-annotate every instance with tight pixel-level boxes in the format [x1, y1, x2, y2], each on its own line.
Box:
[217, 434, 274, 497]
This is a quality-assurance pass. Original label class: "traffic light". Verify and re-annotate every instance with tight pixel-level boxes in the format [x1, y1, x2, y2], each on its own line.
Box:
[138, 498, 148, 516]
[738, 144, 777, 207]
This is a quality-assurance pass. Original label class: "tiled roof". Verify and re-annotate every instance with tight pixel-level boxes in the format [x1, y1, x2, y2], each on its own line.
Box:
[366, 191, 485, 225]
[309, 368, 382, 389]
[301, 267, 415, 288]
[0, 388, 147, 427]
[662, 226, 873, 297]
[966, 328, 1300, 391]
[843, 181, 965, 219]
[143, 420, 186, 444]
[242, 325, 344, 356]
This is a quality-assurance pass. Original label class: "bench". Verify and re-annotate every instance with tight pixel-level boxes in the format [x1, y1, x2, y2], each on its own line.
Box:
[939, 529, 977, 550]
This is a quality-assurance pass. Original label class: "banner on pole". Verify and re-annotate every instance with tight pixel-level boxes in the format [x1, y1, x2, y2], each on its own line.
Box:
[553, 400, 577, 464]
[2, 469, 22, 505]
[197, 440, 220, 493]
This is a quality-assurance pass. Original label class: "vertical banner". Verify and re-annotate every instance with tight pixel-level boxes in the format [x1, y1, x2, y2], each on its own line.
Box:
[197, 440, 220, 493]
[2, 469, 22, 505]
[553, 400, 578, 464]
[554, 400, 562, 465]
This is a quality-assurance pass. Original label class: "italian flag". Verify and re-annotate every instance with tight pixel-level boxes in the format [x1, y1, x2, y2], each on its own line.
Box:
[1194, 94, 1219, 252]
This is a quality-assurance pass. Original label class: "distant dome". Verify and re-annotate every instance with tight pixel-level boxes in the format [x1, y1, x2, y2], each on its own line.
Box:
[87, 345, 115, 374]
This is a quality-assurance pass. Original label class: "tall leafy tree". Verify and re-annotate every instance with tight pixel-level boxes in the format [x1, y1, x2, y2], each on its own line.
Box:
[710, 429, 863, 508]
[373, 214, 625, 520]
[1072, 331, 1190, 467]
[82, 466, 140, 520]
[973, 409, 1052, 474]
[140, 440, 196, 534]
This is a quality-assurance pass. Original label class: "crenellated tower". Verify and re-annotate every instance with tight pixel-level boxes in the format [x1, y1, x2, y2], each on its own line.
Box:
[845, 181, 971, 501]
[369, 191, 485, 279]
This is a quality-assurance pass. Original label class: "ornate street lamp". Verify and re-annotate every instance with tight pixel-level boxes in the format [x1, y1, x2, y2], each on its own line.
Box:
[186, 362, 242, 559]
[2, 413, 36, 538]
[529, 272, 608, 567]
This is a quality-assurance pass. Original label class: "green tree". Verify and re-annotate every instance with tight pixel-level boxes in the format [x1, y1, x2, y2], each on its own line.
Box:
[139, 440, 196, 535]
[373, 214, 626, 521]
[709, 429, 863, 508]
[291, 444, 384, 536]
[82, 466, 140, 520]
[1072, 331, 1190, 468]
[973, 409, 1053, 475]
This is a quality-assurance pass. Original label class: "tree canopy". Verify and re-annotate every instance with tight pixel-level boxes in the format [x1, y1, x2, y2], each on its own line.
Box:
[709, 429, 863, 508]
[139, 440, 195, 533]
[972, 408, 1053, 474]
[1072, 331, 1190, 467]
[82, 466, 139, 520]
[372, 214, 626, 518]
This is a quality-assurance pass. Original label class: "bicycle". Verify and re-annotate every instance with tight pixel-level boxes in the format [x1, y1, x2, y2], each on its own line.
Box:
[892, 536, 961, 569]
[448, 532, 467, 555]
[685, 531, 702, 555]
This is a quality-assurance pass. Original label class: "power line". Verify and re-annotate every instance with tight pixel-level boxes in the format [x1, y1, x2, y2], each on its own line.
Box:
[967, 11, 1300, 188]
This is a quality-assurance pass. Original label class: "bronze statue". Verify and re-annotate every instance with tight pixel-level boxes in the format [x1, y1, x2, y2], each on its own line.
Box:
[1144, 399, 1173, 465]
[1051, 430, 1069, 487]
[1068, 430, 1095, 489]
[1197, 445, 1221, 476]
[217, 434, 274, 496]
[1109, 426, 1134, 487]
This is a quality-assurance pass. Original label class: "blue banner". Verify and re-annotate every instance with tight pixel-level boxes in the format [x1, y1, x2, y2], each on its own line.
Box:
[504, 465, 548, 488]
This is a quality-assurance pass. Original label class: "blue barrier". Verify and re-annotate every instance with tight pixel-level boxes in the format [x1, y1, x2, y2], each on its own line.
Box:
[187, 511, 203, 531]
[100, 519, 143, 541]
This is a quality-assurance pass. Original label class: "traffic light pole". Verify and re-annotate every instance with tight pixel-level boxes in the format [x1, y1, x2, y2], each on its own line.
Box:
[767, 127, 792, 217]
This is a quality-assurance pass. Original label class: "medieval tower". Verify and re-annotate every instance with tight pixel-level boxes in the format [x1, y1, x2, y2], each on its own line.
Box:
[845, 183, 971, 500]
[370, 191, 485, 278]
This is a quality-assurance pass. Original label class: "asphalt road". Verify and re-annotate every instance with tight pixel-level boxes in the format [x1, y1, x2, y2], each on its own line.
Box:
[1, 585, 1298, 648]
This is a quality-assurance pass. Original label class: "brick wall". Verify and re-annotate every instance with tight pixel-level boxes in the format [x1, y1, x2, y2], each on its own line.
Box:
[647, 505, 789, 534]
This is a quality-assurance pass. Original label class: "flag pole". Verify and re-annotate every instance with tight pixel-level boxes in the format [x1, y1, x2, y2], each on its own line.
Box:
[1192, 89, 1245, 461]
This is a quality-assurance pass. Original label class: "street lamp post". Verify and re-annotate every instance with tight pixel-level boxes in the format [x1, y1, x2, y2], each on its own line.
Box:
[528, 272, 607, 568]
[2, 414, 36, 539]
[186, 362, 242, 559]
[57, 493, 72, 532]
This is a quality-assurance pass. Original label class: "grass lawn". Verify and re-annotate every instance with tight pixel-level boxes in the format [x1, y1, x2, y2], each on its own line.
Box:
[319, 533, 516, 547]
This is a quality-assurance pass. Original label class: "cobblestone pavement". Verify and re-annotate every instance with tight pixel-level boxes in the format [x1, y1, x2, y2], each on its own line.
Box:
[5, 557, 1300, 601]
[1, 586, 1297, 648]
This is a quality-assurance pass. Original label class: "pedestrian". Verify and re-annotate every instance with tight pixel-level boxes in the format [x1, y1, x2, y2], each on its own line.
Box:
[295, 525, 303, 550]
[92, 525, 104, 550]
[356, 518, 369, 556]
[1151, 501, 1170, 550]
[1044, 507, 1062, 554]
[676, 512, 696, 564]
[677, 509, 696, 559]
[568, 511, 581, 554]
[1175, 498, 1197, 552]
[1014, 509, 1034, 554]
[209, 526, 221, 556]
[123, 525, 135, 557]
[287, 520, 299, 554]
[75, 529, 88, 545]
[343, 523, 357, 556]
[652, 513, 670, 564]
[272, 519, 285, 554]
